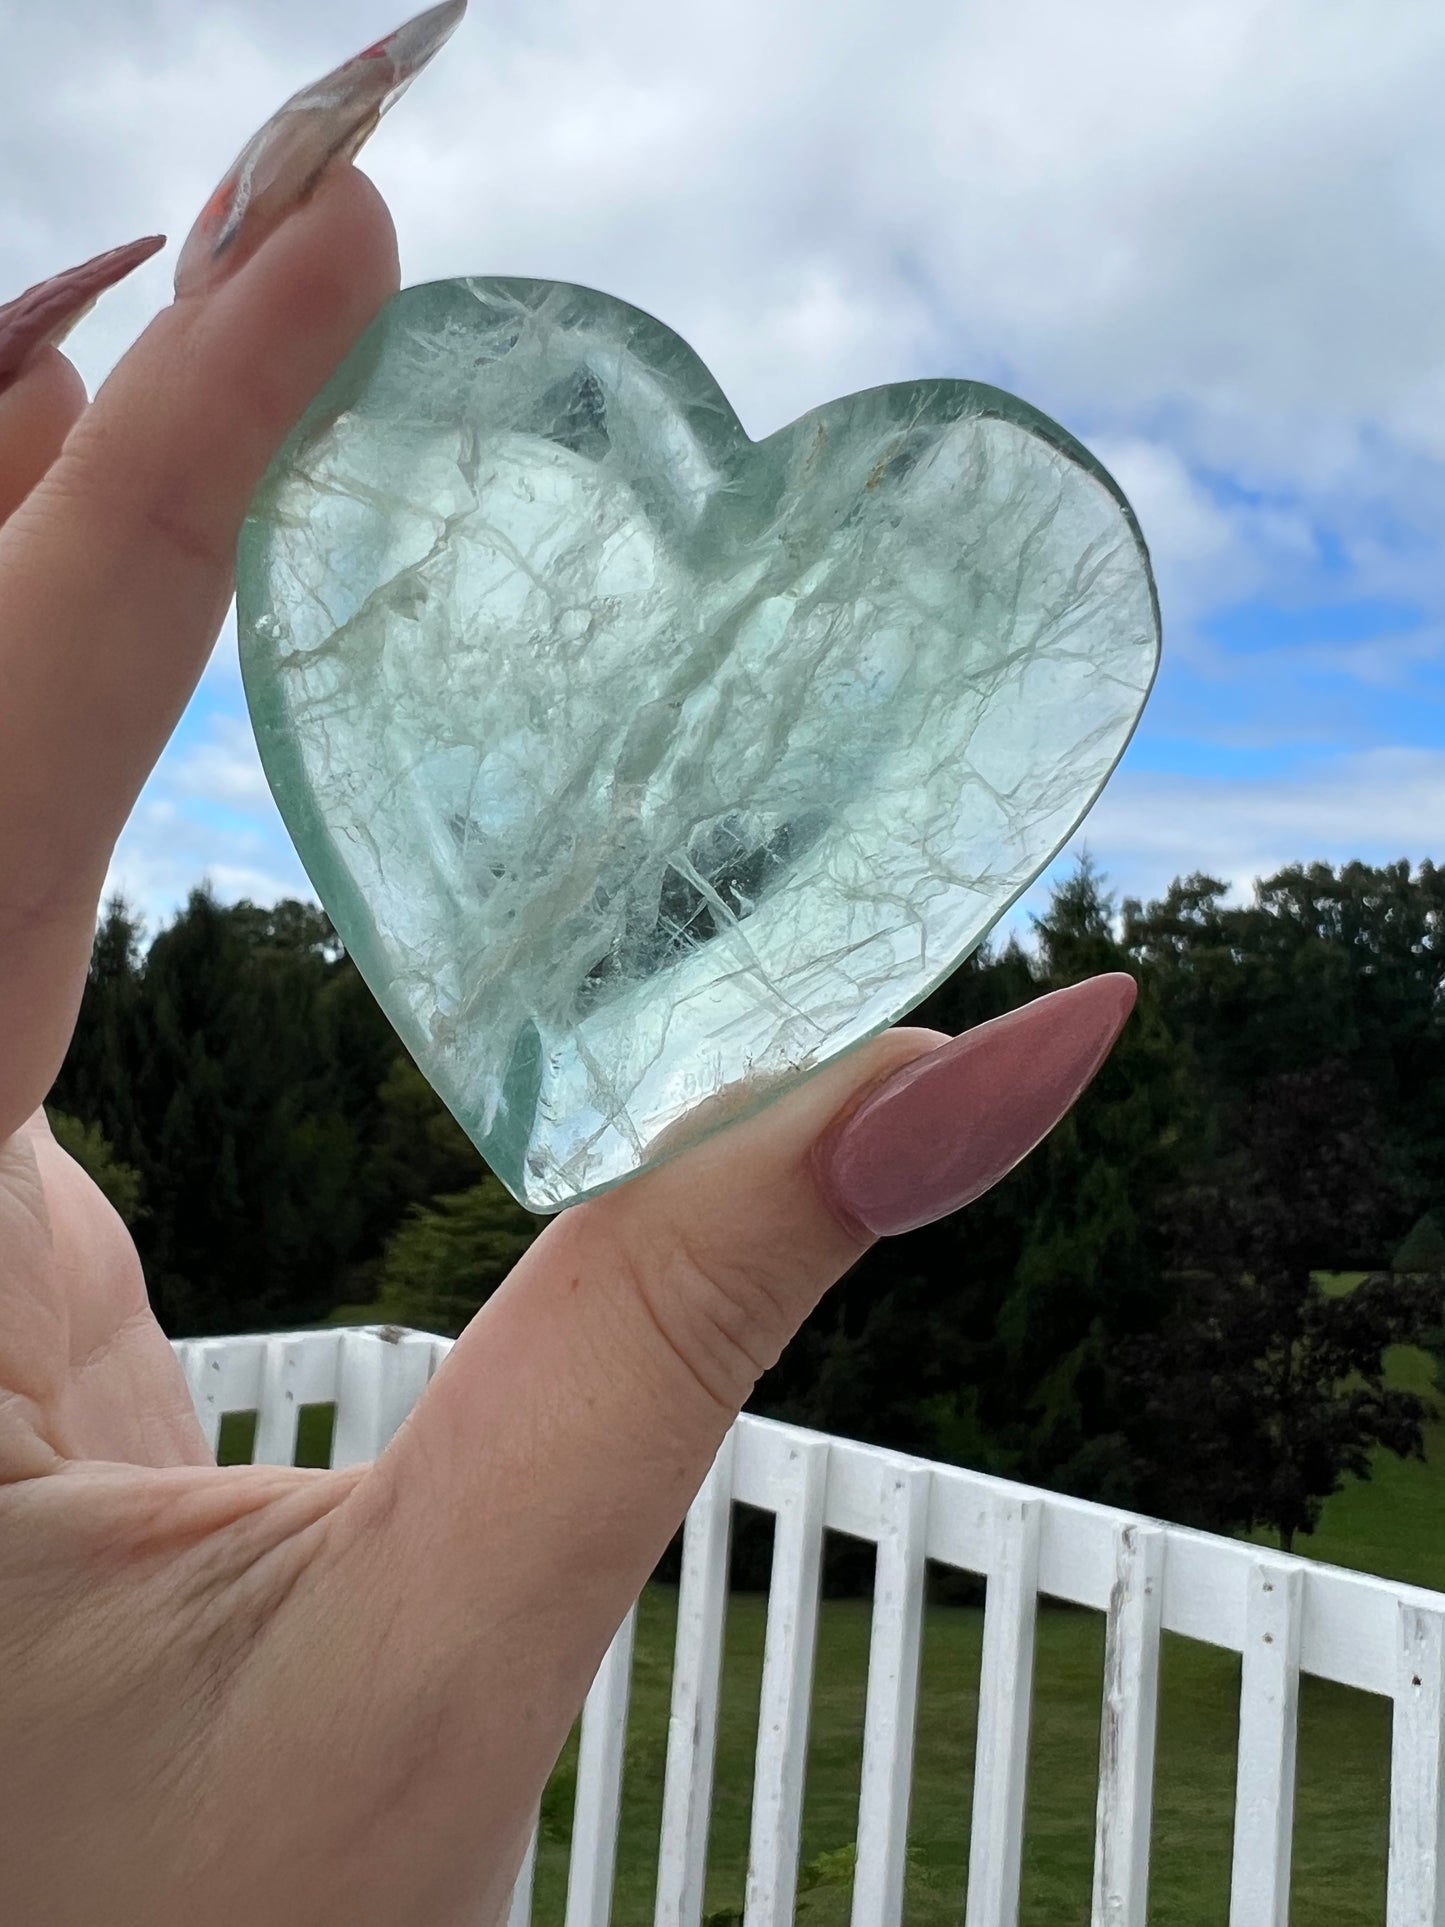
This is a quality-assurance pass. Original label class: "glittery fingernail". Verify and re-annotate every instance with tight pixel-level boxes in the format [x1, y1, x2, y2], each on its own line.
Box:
[0, 236, 166, 396]
[812, 975, 1139, 1240]
[174, 0, 467, 299]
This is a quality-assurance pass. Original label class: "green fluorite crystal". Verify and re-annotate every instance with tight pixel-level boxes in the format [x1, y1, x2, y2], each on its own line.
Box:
[238, 277, 1159, 1211]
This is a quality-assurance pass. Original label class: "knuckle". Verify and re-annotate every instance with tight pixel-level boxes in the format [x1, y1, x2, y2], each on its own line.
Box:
[612, 1214, 801, 1417]
[138, 479, 235, 574]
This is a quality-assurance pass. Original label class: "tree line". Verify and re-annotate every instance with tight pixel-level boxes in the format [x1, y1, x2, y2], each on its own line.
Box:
[47, 857, 1445, 1552]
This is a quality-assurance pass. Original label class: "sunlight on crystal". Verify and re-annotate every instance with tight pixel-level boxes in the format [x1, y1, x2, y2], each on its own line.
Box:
[239, 277, 1159, 1210]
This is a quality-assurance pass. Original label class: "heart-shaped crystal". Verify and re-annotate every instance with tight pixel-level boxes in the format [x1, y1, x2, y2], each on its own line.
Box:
[238, 277, 1159, 1211]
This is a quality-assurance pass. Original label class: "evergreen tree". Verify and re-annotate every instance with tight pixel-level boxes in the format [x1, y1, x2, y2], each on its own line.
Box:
[756, 860, 1202, 1509]
[750, 938, 1042, 1459]
[48, 896, 145, 1150]
[1394, 1213, 1445, 1274]
[974, 858, 1204, 1500]
[375, 1177, 541, 1336]
[1124, 860, 1445, 1208]
[366, 1053, 480, 1230]
[119, 890, 370, 1333]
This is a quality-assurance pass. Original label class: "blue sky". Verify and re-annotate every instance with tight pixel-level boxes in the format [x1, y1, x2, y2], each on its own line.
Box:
[5, 0, 1443, 934]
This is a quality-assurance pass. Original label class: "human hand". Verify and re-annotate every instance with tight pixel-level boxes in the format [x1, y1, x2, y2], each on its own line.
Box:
[0, 8, 1136, 1922]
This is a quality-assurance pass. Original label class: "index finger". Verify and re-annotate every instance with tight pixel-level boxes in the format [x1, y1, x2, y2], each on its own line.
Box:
[0, 170, 399, 1140]
[0, 237, 168, 524]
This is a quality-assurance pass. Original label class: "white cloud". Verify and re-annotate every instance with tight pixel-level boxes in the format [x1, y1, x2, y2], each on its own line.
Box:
[1086, 747, 1445, 902]
[104, 811, 308, 927]
[24, 0, 1445, 485]
[169, 715, 271, 810]
[1094, 439, 1234, 574]
[4, 0, 1443, 925]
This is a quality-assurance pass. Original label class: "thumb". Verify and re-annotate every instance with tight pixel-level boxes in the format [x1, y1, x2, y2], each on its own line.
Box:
[369, 976, 1137, 1726]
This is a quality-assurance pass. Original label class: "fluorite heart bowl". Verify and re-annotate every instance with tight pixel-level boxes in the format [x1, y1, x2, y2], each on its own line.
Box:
[237, 276, 1159, 1212]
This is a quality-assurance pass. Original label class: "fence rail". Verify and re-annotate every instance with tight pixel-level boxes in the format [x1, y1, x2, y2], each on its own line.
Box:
[176, 1326, 1445, 1927]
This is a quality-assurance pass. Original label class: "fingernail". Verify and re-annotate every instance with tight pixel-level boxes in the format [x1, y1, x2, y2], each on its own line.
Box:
[813, 974, 1139, 1240]
[174, 0, 466, 299]
[0, 235, 166, 395]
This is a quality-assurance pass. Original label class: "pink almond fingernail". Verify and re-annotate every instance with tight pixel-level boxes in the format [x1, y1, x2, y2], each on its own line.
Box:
[812, 974, 1139, 1240]
[0, 235, 166, 395]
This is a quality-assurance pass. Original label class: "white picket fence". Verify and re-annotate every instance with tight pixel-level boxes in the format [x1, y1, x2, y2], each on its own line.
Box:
[176, 1326, 1445, 1927]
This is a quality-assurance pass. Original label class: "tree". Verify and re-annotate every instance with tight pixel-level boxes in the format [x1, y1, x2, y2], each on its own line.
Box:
[48, 896, 145, 1150]
[45, 1111, 144, 1227]
[113, 889, 372, 1333]
[1124, 860, 1445, 1211]
[50, 886, 511, 1335]
[1394, 1213, 1445, 1274]
[366, 1054, 480, 1229]
[375, 1177, 541, 1336]
[755, 859, 1204, 1511]
[966, 857, 1205, 1501]
[748, 937, 1043, 1462]
[1126, 1064, 1432, 1550]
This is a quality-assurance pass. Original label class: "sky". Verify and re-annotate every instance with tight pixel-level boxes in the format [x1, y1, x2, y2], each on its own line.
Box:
[5, 0, 1444, 937]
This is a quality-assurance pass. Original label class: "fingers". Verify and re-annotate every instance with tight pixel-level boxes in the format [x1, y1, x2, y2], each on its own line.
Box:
[0, 351, 86, 528]
[361, 978, 1137, 1793]
[175, 0, 465, 297]
[0, 235, 167, 526]
[0, 235, 165, 391]
[0, 1113, 212, 1477]
[0, 169, 399, 1140]
[0, 2, 467, 1141]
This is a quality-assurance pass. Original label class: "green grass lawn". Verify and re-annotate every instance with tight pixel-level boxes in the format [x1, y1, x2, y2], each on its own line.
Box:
[520, 1587, 1390, 1927]
[1294, 1274, 1445, 1593]
[218, 1292, 1440, 1921]
[516, 1293, 1433, 1927]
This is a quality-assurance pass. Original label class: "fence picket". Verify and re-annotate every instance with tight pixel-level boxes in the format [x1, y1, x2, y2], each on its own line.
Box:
[253, 1335, 305, 1465]
[330, 1328, 434, 1465]
[507, 1820, 540, 1927]
[965, 1497, 1042, 1927]
[1229, 1559, 1302, 1927]
[180, 1336, 263, 1453]
[1092, 1523, 1165, 1927]
[174, 1329, 1445, 1927]
[655, 1432, 737, 1927]
[1389, 1603, 1445, 1927]
[744, 1433, 830, 1927]
[178, 1341, 220, 1453]
[565, 1608, 638, 1927]
[851, 1460, 930, 1927]
[252, 1331, 344, 1464]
